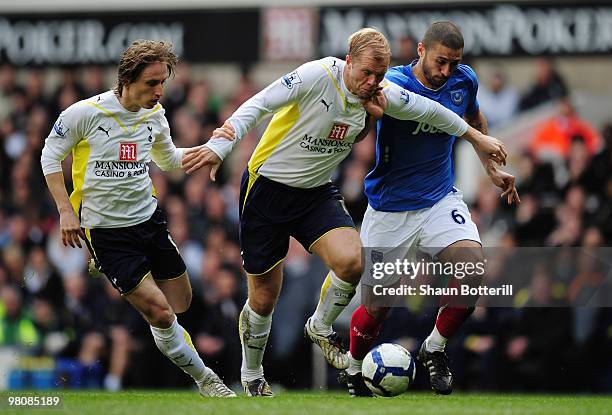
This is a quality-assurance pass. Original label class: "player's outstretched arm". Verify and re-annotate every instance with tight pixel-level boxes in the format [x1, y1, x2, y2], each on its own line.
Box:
[475, 150, 520, 205]
[463, 109, 507, 166]
[464, 109, 489, 135]
[181, 119, 235, 178]
[182, 146, 223, 180]
[212, 120, 236, 141]
[460, 127, 507, 167]
[486, 167, 521, 205]
[383, 83, 506, 165]
[201, 61, 321, 168]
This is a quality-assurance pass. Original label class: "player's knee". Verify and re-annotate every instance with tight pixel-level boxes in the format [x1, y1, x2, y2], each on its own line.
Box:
[147, 302, 175, 328]
[249, 296, 275, 317]
[154, 310, 175, 328]
[456, 243, 484, 264]
[365, 305, 390, 321]
[468, 248, 484, 264]
[332, 251, 363, 283]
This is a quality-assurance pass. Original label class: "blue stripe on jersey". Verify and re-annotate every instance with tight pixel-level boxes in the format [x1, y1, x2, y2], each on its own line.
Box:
[364, 63, 480, 212]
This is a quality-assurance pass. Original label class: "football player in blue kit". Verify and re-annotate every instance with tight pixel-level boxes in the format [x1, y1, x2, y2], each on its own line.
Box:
[343, 21, 520, 397]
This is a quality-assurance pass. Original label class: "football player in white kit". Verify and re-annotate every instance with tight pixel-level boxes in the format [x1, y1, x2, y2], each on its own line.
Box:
[41, 40, 235, 397]
[183, 28, 508, 396]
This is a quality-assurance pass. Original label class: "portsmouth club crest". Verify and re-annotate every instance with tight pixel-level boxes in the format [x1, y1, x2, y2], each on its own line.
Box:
[371, 250, 384, 264]
[399, 89, 410, 106]
[369, 249, 384, 281]
[450, 89, 464, 106]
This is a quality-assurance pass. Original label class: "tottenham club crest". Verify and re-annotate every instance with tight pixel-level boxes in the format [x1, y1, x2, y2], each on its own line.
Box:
[450, 89, 464, 106]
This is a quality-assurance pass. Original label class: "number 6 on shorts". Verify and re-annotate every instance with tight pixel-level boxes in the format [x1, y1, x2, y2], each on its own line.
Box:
[451, 209, 465, 225]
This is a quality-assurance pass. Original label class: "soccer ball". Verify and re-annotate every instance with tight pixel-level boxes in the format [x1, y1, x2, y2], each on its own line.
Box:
[362, 343, 416, 397]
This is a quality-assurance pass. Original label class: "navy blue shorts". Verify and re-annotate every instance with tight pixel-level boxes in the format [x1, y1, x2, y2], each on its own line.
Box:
[239, 170, 356, 275]
[85, 207, 187, 295]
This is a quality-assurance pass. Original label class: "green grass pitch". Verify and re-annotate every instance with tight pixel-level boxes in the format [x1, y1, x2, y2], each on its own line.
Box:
[1, 390, 610, 415]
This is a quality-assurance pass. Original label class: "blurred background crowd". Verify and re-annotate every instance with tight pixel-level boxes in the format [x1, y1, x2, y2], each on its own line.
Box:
[1, 2, 612, 394]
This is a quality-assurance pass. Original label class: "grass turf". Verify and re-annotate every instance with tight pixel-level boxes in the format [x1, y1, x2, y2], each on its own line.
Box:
[1, 390, 610, 415]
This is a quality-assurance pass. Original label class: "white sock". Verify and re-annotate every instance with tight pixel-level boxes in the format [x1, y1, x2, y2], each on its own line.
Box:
[346, 352, 363, 376]
[425, 326, 447, 353]
[103, 374, 121, 392]
[310, 271, 356, 335]
[150, 316, 213, 383]
[239, 301, 272, 382]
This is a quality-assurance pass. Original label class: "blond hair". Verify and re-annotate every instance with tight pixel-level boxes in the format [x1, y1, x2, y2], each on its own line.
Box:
[348, 28, 391, 62]
[115, 39, 178, 96]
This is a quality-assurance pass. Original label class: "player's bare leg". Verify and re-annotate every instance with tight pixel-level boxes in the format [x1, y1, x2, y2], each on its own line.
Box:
[420, 239, 483, 395]
[306, 227, 363, 369]
[239, 263, 283, 397]
[126, 274, 235, 397]
[156, 273, 193, 314]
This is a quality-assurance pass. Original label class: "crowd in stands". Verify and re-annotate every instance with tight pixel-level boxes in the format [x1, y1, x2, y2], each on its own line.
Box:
[0, 58, 610, 392]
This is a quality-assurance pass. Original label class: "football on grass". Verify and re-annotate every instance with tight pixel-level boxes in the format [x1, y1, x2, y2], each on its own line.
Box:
[362, 343, 416, 397]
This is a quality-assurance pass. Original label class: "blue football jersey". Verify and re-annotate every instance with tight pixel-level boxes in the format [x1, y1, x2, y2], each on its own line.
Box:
[364, 62, 480, 212]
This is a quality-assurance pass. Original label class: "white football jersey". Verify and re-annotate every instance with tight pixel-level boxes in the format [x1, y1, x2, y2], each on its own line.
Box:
[41, 90, 183, 228]
[205, 57, 469, 189]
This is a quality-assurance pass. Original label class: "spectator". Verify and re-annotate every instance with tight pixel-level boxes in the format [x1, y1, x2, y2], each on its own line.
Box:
[45, 224, 88, 275]
[519, 58, 568, 111]
[0, 64, 23, 120]
[530, 98, 602, 160]
[0, 285, 40, 350]
[31, 296, 69, 356]
[546, 185, 586, 247]
[583, 123, 612, 197]
[477, 70, 518, 129]
[161, 61, 192, 121]
[22, 246, 64, 308]
[391, 34, 418, 66]
[81, 66, 107, 98]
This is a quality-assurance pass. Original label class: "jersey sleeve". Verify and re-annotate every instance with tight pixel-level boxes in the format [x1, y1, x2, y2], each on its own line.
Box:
[462, 65, 480, 116]
[205, 60, 323, 160]
[382, 81, 469, 137]
[40, 102, 91, 176]
[150, 112, 184, 171]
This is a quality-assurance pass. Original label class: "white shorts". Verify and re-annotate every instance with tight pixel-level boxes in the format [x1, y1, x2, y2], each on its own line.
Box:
[361, 189, 481, 285]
